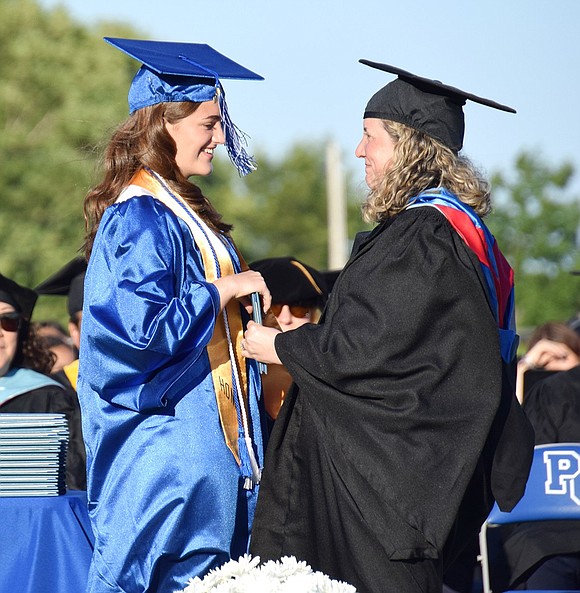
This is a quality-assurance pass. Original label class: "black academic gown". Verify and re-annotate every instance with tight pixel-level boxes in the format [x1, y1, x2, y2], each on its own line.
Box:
[250, 207, 534, 593]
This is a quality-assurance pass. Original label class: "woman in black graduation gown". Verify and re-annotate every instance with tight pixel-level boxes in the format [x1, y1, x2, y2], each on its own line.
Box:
[243, 62, 535, 593]
[0, 273, 85, 490]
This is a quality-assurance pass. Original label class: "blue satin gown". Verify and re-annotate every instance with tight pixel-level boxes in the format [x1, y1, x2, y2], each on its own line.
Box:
[77, 195, 265, 593]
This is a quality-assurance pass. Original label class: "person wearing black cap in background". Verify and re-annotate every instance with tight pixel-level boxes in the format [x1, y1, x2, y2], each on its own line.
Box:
[244, 61, 534, 593]
[36, 256, 86, 391]
[35, 257, 87, 490]
[0, 273, 85, 491]
[250, 257, 328, 421]
[77, 38, 270, 593]
[251, 257, 328, 331]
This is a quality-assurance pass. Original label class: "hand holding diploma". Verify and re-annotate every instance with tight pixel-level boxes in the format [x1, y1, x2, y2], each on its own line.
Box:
[242, 321, 282, 366]
[212, 270, 271, 314]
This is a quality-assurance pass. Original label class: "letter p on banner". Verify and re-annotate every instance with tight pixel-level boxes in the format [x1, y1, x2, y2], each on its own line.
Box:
[544, 450, 580, 505]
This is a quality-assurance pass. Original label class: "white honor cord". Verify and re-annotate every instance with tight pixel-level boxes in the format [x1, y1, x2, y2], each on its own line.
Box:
[142, 171, 261, 486]
[222, 307, 262, 488]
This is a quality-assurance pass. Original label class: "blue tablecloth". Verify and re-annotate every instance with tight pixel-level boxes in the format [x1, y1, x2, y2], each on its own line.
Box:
[0, 490, 94, 593]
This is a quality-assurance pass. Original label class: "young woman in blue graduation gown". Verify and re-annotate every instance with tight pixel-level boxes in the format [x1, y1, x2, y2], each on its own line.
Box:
[77, 38, 270, 593]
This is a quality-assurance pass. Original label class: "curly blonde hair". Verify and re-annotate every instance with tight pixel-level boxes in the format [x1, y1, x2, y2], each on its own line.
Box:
[361, 120, 491, 224]
[83, 102, 232, 259]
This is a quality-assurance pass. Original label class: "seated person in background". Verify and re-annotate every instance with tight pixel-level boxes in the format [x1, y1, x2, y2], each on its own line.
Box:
[34, 320, 76, 373]
[500, 361, 580, 590]
[524, 358, 580, 442]
[0, 272, 84, 490]
[35, 257, 86, 391]
[516, 321, 580, 402]
[250, 257, 328, 419]
[250, 257, 328, 330]
[35, 257, 87, 489]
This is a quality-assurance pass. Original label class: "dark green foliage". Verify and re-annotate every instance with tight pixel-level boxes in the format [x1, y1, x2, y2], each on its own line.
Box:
[0, 0, 140, 321]
[487, 152, 580, 329]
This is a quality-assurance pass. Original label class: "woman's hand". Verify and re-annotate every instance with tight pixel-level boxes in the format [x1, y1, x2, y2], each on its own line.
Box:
[519, 338, 580, 372]
[213, 271, 271, 314]
[242, 320, 282, 364]
[516, 338, 580, 403]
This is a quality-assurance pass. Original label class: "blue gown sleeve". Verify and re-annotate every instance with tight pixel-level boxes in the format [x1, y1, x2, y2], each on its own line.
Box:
[82, 196, 221, 412]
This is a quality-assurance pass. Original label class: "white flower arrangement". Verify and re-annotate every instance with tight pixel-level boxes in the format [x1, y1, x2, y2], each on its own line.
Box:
[178, 554, 357, 593]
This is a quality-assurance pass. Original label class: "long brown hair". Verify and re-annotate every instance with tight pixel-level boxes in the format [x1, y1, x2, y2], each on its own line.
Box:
[83, 101, 232, 258]
[362, 120, 491, 224]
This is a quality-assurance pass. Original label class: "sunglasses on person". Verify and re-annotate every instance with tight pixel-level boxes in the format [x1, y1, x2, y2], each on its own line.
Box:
[0, 312, 22, 332]
[270, 304, 312, 318]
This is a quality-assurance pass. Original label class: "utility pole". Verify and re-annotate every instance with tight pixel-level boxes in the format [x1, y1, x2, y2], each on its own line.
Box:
[326, 140, 348, 270]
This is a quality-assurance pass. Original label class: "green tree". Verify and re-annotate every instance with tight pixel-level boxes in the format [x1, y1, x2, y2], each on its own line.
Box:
[487, 152, 580, 328]
[0, 0, 141, 321]
[1, 1, 368, 324]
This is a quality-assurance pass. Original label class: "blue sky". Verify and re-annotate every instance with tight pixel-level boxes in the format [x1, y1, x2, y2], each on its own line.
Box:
[39, 0, 580, 192]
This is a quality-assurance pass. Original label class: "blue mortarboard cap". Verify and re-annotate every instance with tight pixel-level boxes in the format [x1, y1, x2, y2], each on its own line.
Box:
[105, 37, 264, 175]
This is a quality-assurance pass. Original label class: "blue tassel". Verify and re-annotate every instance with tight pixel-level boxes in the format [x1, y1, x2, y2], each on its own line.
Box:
[219, 88, 257, 176]
[175, 55, 258, 176]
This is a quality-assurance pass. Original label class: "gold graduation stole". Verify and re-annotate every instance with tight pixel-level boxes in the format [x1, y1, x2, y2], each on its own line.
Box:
[63, 359, 79, 391]
[118, 168, 249, 466]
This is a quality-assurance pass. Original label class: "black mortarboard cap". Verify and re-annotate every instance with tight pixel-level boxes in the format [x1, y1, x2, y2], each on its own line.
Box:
[35, 258, 87, 317]
[105, 37, 264, 175]
[0, 274, 37, 320]
[250, 257, 328, 305]
[360, 60, 516, 153]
